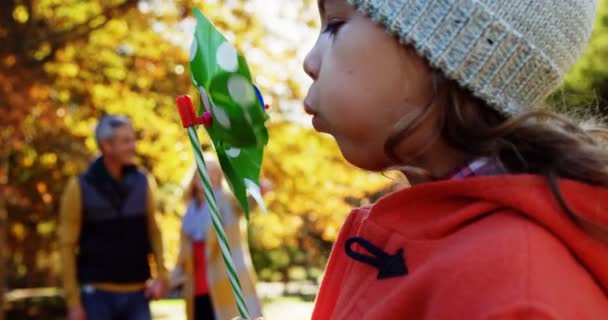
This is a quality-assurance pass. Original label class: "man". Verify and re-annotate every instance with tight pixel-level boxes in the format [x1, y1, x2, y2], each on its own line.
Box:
[58, 115, 168, 320]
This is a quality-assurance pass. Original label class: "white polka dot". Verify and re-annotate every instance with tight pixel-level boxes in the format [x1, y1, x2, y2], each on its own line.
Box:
[244, 178, 266, 213]
[244, 112, 253, 125]
[228, 75, 256, 107]
[216, 42, 239, 72]
[226, 148, 241, 158]
[190, 37, 197, 62]
[212, 103, 231, 129]
[199, 86, 211, 112]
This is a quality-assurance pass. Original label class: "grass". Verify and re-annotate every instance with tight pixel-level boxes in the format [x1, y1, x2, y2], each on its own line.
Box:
[262, 296, 314, 320]
[151, 296, 314, 320]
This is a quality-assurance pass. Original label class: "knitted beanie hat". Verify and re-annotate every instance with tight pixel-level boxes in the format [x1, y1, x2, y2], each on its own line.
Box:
[346, 0, 598, 116]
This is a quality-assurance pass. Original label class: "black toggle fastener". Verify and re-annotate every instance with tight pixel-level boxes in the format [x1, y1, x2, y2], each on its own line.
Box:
[344, 236, 408, 279]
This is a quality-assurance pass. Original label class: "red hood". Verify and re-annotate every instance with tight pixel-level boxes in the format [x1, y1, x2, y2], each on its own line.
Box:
[370, 174, 608, 293]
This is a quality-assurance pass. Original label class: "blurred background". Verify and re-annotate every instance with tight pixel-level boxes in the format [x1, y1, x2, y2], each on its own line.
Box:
[1, 0, 607, 319]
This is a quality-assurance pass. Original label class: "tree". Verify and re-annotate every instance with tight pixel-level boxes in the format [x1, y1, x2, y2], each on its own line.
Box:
[0, 0, 228, 287]
[1, 198, 6, 320]
[550, 0, 608, 120]
[1, 0, 393, 288]
[249, 122, 398, 281]
[1, 0, 189, 288]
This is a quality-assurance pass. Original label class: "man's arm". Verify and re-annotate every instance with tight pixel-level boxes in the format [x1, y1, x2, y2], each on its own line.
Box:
[146, 176, 169, 284]
[57, 177, 82, 307]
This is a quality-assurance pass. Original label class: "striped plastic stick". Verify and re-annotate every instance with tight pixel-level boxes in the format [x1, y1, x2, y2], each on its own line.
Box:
[179, 9, 269, 318]
[178, 95, 250, 319]
[187, 127, 250, 319]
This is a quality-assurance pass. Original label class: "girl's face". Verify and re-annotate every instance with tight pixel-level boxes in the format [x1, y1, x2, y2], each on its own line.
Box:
[303, 0, 437, 171]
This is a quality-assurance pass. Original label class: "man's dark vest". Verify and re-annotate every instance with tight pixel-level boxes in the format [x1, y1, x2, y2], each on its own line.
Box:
[77, 160, 152, 283]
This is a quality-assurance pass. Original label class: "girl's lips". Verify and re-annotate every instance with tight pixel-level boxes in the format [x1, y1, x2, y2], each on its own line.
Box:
[303, 101, 317, 115]
[304, 100, 325, 132]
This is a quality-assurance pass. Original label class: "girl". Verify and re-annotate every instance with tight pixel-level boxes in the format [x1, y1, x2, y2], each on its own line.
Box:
[173, 160, 262, 320]
[303, 0, 608, 319]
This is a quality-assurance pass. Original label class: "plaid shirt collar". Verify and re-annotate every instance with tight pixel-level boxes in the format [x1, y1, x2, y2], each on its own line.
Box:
[445, 157, 504, 180]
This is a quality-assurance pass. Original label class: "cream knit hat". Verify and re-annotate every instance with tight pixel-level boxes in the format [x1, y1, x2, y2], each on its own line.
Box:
[347, 0, 598, 116]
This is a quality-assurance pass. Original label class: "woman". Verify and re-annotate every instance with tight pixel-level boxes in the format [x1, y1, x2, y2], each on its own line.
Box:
[173, 160, 263, 320]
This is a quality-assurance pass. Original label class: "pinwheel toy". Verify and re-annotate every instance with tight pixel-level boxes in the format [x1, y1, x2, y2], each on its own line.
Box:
[176, 8, 269, 319]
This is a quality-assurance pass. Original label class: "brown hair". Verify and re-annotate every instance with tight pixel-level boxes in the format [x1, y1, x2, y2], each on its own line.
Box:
[185, 173, 205, 208]
[384, 73, 608, 242]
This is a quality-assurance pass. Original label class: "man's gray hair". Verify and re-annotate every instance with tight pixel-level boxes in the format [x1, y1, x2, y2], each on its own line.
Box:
[95, 115, 132, 143]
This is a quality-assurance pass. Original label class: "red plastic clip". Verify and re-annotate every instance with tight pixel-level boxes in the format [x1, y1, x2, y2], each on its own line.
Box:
[202, 111, 213, 126]
[176, 95, 213, 128]
[176, 95, 196, 128]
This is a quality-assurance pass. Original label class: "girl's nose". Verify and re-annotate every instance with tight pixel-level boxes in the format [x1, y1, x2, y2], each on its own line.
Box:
[303, 48, 320, 81]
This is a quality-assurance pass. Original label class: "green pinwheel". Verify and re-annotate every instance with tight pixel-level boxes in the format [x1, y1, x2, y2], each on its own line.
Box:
[176, 8, 270, 319]
[189, 7, 269, 218]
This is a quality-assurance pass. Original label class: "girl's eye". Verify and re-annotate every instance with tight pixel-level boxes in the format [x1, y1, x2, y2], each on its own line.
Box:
[323, 21, 345, 37]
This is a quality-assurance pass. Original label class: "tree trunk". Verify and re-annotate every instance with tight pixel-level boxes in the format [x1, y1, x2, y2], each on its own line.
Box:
[0, 198, 6, 320]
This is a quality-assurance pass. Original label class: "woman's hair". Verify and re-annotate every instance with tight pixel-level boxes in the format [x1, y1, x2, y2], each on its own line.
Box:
[183, 157, 224, 208]
[185, 173, 204, 207]
[384, 72, 608, 243]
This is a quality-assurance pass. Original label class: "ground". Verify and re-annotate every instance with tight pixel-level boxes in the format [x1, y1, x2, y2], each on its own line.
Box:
[151, 297, 314, 320]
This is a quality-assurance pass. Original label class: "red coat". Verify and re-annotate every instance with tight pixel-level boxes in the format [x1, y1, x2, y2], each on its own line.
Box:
[313, 175, 608, 319]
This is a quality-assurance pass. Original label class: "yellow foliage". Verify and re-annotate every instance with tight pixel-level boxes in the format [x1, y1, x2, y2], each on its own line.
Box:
[12, 5, 29, 23]
[3, 0, 397, 282]
[40, 153, 58, 167]
[250, 122, 394, 249]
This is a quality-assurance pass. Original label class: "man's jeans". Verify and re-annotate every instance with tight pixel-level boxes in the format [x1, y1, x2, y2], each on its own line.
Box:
[81, 285, 151, 320]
